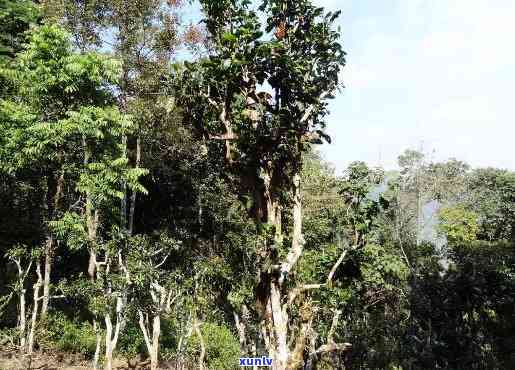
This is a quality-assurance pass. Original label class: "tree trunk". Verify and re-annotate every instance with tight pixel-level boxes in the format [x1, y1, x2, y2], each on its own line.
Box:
[104, 296, 124, 370]
[28, 262, 43, 355]
[93, 320, 101, 370]
[121, 134, 128, 232]
[150, 315, 160, 370]
[194, 319, 205, 370]
[234, 311, 246, 354]
[128, 136, 141, 235]
[280, 173, 304, 283]
[105, 315, 114, 370]
[138, 310, 161, 370]
[41, 171, 64, 317]
[13, 258, 27, 353]
[267, 171, 305, 370]
[270, 280, 288, 370]
[41, 237, 52, 316]
[19, 286, 26, 352]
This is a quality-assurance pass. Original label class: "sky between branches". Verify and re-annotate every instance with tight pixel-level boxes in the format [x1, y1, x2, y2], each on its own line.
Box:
[181, 0, 515, 173]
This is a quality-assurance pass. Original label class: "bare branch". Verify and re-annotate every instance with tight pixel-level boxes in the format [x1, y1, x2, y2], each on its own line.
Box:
[327, 309, 342, 344]
[208, 133, 239, 140]
[155, 252, 170, 269]
[312, 342, 352, 357]
[300, 90, 330, 124]
[287, 284, 324, 307]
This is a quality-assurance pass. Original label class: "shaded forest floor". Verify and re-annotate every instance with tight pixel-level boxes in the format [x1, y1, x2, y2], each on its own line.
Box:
[0, 348, 155, 370]
[0, 350, 90, 370]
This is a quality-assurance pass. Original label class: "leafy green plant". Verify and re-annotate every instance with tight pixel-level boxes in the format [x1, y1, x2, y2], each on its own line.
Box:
[184, 322, 240, 370]
[40, 312, 99, 357]
[438, 206, 479, 244]
[118, 320, 146, 359]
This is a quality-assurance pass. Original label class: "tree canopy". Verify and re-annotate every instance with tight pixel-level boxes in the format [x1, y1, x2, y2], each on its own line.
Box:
[0, 1, 513, 370]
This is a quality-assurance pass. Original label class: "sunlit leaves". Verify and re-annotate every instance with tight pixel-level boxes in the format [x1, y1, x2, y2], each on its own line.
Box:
[438, 206, 479, 244]
[49, 212, 88, 251]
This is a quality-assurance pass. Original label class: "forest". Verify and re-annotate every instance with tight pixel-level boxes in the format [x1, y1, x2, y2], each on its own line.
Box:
[0, 0, 514, 369]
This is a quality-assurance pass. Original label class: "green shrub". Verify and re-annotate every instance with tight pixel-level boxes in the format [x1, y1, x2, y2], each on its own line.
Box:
[117, 320, 146, 358]
[185, 322, 240, 370]
[41, 312, 99, 357]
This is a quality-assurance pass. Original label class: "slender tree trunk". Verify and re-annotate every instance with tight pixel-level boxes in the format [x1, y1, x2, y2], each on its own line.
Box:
[194, 319, 205, 370]
[83, 138, 105, 370]
[41, 171, 64, 317]
[104, 296, 124, 370]
[27, 262, 42, 355]
[121, 135, 128, 232]
[41, 237, 52, 316]
[234, 311, 246, 354]
[13, 258, 31, 354]
[128, 136, 141, 235]
[138, 311, 161, 370]
[93, 320, 101, 370]
[19, 286, 27, 352]
[86, 162, 102, 370]
[105, 315, 114, 370]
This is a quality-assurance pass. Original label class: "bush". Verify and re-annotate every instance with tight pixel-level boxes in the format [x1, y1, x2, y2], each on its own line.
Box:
[117, 320, 146, 358]
[41, 312, 98, 357]
[185, 322, 240, 370]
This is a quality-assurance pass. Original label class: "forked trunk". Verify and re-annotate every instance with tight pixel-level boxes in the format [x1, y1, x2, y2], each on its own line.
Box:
[14, 257, 31, 353]
[138, 311, 161, 370]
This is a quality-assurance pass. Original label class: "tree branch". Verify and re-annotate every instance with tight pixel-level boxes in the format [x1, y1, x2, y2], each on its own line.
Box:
[300, 90, 330, 124]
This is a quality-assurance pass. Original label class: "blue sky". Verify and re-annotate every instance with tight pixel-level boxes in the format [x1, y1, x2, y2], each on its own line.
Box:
[182, 0, 515, 173]
[315, 0, 515, 173]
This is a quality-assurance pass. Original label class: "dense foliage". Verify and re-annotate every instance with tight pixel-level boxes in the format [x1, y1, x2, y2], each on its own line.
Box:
[0, 1, 513, 370]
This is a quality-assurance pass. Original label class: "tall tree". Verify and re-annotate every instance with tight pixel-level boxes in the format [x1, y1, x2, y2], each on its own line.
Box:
[0, 23, 125, 318]
[179, 0, 345, 368]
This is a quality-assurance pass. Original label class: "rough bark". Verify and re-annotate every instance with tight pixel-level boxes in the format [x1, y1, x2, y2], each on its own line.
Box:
[270, 280, 288, 370]
[257, 170, 307, 370]
[150, 316, 160, 370]
[280, 173, 304, 284]
[287, 304, 313, 370]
